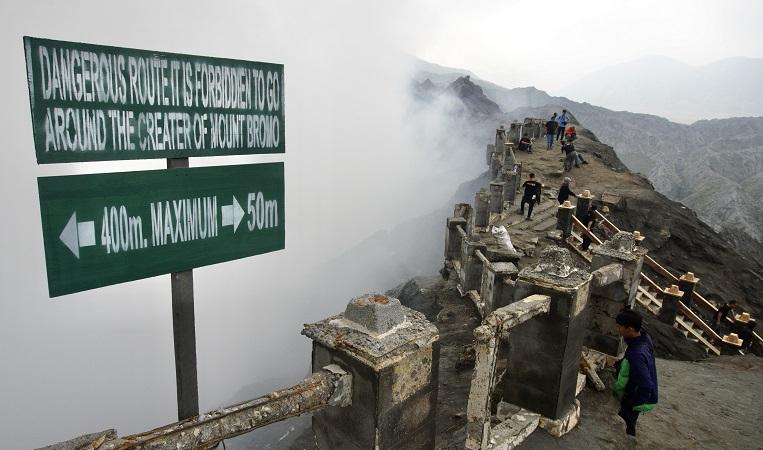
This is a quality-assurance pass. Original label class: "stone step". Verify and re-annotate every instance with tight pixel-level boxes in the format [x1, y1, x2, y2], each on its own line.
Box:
[533, 216, 558, 232]
[516, 207, 557, 230]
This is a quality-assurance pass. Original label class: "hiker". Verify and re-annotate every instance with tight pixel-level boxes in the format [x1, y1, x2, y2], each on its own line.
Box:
[556, 109, 569, 141]
[546, 113, 558, 150]
[738, 320, 757, 352]
[519, 172, 542, 220]
[557, 177, 576, 204]
[565, 125, 577, 142]
[598, 206, 614, 240]
[518, 133, 533, 153]
[713, 300, 737, 334]
[562, 140, 579, 171]
[613, 309, 658, 437]
[580, 205, 598, 251]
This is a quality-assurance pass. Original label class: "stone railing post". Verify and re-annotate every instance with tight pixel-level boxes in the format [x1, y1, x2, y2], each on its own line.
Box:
[556, 201, 576, 239]
[678, 272, 700, 308]
[658, 284, 684, 325]
[445, 217, 467, 261]
[480, 261, 519, 315]
[305, 294, 440, 450]
[489, 181, 505, 215]
[462, 240, 488, 291]
[575, 190, 594, 222]
[588, 231, 648, 356]
[474, 190, 490, 228]
[486, 144, 495, 166]
[503, 142, 516, 167]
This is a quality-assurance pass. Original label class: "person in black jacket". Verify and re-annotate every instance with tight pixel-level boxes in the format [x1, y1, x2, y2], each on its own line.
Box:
[518, 173, 542, 220]
[546, 113, 558, 150]
[580, 205, 598, 251]
[613, 309, 658, 437]
[557, 177, 576, 204]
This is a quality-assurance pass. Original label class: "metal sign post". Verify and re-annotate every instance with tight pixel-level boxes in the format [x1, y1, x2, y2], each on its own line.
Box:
[167, 157, 198, 420]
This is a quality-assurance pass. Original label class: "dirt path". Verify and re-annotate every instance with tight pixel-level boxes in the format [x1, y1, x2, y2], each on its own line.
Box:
[523, 355, 763, 449]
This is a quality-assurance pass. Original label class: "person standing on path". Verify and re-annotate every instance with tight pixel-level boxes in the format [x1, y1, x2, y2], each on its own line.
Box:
[613, 309, 658, 437]
[557, 177, 576, 204]
[519, 173, 542, 220]
[556, 109, 569, 141]
[546, 113, 558, 150]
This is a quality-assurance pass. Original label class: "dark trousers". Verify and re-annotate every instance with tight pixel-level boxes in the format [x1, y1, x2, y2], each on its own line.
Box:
[520, 196, 535, 218]
[618, 403, 640, 436]
[581, 233, 593, 251]
[556, 126, 566, 141]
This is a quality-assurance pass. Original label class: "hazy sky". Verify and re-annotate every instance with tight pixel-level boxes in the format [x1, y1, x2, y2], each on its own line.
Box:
[1, 1, 760, 448]
[396, 0, 763, 93]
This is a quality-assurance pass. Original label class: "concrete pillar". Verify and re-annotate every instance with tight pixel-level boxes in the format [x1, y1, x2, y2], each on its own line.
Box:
[556, 201, 576, 239]
[462, 240, 488, 291]
[503, 142, 516, 167]
[489, 181, 505, 214]
[575, 190, 594, 222]
[485, 144, 495, 166]
[304, 294, 440, 450]
[658, 284, 684, 325]
[495, 126, 507, 150]
[587, 232, 648, 356]
[503, 247, 592, 427]
[509, 122, 522, 143]
[678, 272, 700, 308]
[474, 190, 490, 228]
[490, 152, 502, 179]
[480, 261, 519, 314]
[445, 216, 467, 260]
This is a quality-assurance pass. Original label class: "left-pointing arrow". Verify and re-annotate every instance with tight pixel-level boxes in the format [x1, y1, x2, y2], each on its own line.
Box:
[59, 212, 96, 259]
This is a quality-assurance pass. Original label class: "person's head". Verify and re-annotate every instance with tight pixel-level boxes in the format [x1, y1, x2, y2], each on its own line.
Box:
[528, 173, 535, 179]
[616, 309, 642, 339]
[552, 112, 557, 117]
[562, 109, 567, 114]
[601, 206, 610, 215]
[728, 300, 737, 307]
[563, 177, 571, 185]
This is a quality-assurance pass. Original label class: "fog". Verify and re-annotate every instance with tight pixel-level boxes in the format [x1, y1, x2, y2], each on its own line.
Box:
[0, 1, 490, 448]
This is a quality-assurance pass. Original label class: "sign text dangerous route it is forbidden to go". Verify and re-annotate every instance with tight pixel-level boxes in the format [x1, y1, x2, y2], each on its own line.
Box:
[24, 36, 284, 164]
[38, 163, 285, 297]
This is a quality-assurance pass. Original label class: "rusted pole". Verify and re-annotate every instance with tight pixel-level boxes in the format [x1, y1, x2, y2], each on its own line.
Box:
[67, 366, 353, 450]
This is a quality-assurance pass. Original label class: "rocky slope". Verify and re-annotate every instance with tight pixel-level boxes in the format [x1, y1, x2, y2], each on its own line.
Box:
[413, 62, 763, 247]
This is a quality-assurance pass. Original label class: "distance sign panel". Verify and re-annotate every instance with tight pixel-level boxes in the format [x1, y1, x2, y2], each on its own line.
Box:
[38, 163, 285, 296]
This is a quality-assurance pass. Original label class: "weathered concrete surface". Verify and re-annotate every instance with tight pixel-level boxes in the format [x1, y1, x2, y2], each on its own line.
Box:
[36, 430, 117, 450]
[302, 299, 439, 371]
[504, 247, 592, 421]
[538, 399, 581, 437]
[488, 407, 541, 450]
[343, 294, 406, 334]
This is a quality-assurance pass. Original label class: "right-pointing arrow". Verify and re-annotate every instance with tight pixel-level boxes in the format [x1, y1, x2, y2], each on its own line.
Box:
[221, 195, 246, 233]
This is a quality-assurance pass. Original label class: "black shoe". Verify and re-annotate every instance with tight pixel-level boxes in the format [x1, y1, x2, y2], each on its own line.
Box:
[525, 217, 532, 221]
[583, 161, 589, 165]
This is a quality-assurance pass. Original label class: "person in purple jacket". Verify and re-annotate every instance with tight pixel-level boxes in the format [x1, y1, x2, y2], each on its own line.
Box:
[613, 309, 659, 437]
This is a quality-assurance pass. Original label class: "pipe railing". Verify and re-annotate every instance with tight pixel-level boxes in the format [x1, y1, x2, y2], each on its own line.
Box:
[53, 366, 352, 450]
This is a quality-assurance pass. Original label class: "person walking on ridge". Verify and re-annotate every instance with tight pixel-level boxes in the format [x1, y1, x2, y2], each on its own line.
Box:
[546, 113, 558, 150]
[557, 177, 576, 204]
[556, 109, 569, 141]
[613, 309, 658, 437]
[562, 140, 579, 171]
[519, 173, 542, 220]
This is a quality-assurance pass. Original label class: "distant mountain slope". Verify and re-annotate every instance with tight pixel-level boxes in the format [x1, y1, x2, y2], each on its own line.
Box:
[561, 56, 763, 123]
[411, 61, 763, 245]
